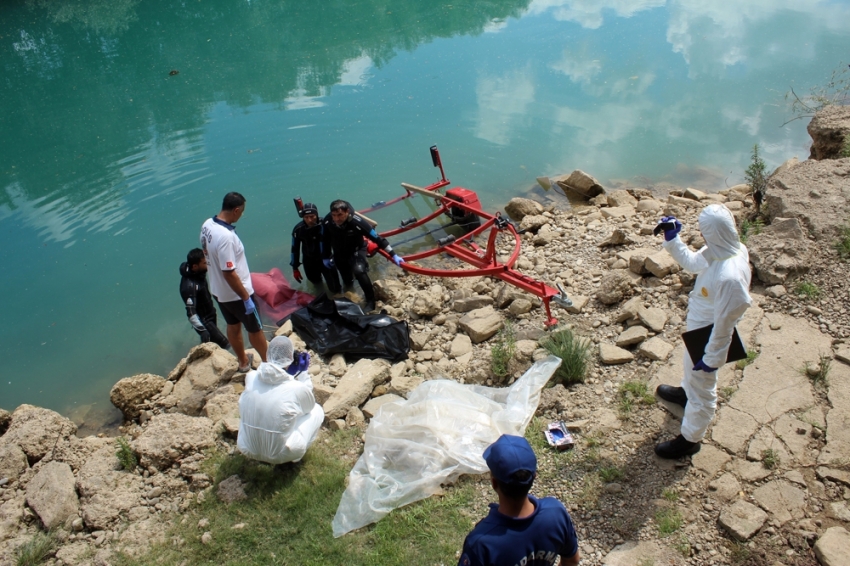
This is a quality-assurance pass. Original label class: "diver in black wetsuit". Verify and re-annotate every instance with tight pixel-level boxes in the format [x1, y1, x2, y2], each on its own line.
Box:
[179, 248, 229, 349]
[290, 202, 339, 291]
[320, 199, 405, 312]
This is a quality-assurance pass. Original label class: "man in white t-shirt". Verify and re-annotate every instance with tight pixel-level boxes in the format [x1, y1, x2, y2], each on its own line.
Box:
[200, 192, 268, 371]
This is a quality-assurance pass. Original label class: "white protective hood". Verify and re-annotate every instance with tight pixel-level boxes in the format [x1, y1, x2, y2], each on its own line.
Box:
[699, 204, 741, 261]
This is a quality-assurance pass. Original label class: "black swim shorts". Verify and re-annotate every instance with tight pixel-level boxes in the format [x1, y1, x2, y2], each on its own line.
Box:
[216, 295, 263, 333]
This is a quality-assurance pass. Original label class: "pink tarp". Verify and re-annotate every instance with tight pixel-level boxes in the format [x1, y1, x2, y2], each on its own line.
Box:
[250, 268, 314, 325]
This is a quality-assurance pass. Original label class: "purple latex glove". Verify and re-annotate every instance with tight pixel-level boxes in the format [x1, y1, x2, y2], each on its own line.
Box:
[693, 359, 717, 373]
[391, 254, 405, 267]
[286, 352, 311, 375]
[660, 216, 683, 241]
[243, 297, 256, 315]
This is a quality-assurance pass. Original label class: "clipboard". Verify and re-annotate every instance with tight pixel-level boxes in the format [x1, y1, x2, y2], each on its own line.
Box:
[681, 325, 747, 365]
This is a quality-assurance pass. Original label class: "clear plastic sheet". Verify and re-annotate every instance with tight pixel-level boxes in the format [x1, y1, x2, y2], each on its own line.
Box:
[332, 355, 562, 537]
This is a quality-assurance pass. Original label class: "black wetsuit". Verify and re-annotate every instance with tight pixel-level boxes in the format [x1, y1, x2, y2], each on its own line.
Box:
[321, 208, 396, 305]
[290, 220, 338, 289]
[179, 262, 229, 349]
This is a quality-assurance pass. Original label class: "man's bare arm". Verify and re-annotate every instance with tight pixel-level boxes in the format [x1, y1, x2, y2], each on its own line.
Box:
[562, 550, 580, 566]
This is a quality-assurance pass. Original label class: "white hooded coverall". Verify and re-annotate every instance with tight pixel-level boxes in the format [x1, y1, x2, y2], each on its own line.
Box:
[662, 204, 752, 442]
[237, 360, 325, 464]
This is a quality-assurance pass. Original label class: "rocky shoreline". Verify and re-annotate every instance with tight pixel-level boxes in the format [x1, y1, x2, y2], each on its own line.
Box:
[1, 107, 850, 566]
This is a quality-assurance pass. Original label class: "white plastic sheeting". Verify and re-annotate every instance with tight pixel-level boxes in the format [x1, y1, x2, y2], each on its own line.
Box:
[237, 364, 324, 465]
[332, 355, 561, 537]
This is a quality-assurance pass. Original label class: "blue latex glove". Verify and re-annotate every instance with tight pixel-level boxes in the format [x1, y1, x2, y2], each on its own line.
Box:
[243, 297, 256, 315]
[286, 352, 311, 375]
[693, 359, 717, 373]
[391, 254, 405, 266]
[323, 258, 334, 269]
[661, 216, 683, 241]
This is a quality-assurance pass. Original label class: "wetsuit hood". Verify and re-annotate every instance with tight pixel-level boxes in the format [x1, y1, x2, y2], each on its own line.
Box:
[698, 204, 741, 261]
[180, 262, 206, 281]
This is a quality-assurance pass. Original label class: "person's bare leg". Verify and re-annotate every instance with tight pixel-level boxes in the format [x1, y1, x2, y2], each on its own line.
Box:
[248, 330, 268, 362]
[227, 323, 248, 366]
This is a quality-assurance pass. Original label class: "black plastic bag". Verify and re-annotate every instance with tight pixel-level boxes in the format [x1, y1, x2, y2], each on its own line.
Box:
[287, 294, 410, 362]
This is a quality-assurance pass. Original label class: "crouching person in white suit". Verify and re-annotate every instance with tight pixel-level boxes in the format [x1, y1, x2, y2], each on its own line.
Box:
[237, 335, 324, 464]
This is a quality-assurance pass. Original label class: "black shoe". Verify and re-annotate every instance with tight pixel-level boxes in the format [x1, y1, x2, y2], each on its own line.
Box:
[654, 435, 701, 459]
[363, 301, 376, 313]
[656, 385, 688, 408]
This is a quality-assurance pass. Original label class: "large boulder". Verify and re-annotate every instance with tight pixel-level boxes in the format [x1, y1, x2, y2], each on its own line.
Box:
[763, 155, 850, 241]
[555, 170, 605, 198]
[815, 526, 850, 566]
[607, 190, 638, 208]
[25, 461, 79, 529]
[807, 105, 850, 160]
[110, 373, 167, 420]
[76, 444, 145, 530]
[373, 279, 409, 303]
[747, 218, 812, 285]
[202, 387, 240, 424]
[458, 306, 504, 343]
[322, 358, 391, 420]
[0, 405, 77, 464]
[596, 271, 634, 305]
[504, 197, 544, 221]
[518, 214, 549, 233]
[169, 344, 238, 411]
[133, 413, 216, 471]
[410, 286, 443, 317]
[0, 443, 28, 483]
[0, 408, 10, 435]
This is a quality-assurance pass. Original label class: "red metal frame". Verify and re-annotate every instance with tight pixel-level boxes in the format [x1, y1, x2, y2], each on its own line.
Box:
[356, 146, 569, 327]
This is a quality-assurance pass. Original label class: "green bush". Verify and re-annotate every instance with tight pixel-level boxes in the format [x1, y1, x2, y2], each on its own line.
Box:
[841, 135, 850, 158]
[116, 437, 137, 471]
[744, 144, 767, 213]
[541, 328, 591, 385]
[490, 322, 516, 379]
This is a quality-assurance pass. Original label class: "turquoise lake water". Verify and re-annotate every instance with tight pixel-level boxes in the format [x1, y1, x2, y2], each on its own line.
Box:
[1, 0, 848, 429]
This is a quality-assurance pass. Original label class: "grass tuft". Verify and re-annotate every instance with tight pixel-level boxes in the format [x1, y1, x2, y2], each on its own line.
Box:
[761, 448, 780, 470]
[15, 533, 56, 566]
[794, 280, 821, 300]
[598, 465, 624, 483]
[541, 328, 592, 385]
[490, 321, 516, 379]
[801, 353, 832, 386]
[735, 350, 758, 370]
[729, 541, 751, 564]
[115, 437, 137, 472]
[654, 507, 683, 536]
[835, 223, 850, 260]
[661, 488, 679, 503]
[740, 218, 764, 244]
[617, 380, 655, 418]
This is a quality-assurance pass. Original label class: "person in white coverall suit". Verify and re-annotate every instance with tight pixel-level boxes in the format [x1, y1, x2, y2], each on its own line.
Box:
[237, 336, 325, 464]
[654, 204, 752, 459]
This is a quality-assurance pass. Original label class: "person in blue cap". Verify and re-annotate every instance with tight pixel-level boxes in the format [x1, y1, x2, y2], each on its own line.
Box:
[458, 434, 580, 566]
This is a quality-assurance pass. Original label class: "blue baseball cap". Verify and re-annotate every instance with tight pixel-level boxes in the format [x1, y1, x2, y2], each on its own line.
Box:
[483, 434, 537, 485]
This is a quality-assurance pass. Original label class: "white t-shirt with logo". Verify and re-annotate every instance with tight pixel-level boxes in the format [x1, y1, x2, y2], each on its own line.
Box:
[200, 217, 253, 303]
